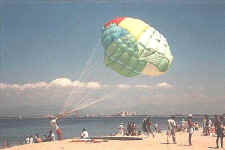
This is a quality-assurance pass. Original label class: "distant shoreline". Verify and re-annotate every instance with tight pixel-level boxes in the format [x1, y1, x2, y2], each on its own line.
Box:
[0, 114, 222, 120]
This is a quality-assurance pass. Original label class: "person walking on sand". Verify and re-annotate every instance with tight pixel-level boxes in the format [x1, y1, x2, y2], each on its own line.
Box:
[214, 115, 224, 149]
[187, 114, 194, 146]
[167, 116, 176, 144]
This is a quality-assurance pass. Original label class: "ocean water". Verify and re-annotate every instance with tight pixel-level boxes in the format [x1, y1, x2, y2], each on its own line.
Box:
[0, 117, 201, 148]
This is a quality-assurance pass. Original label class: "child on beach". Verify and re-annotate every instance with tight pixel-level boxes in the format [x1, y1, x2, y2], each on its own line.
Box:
[25, 136, 30, 144]
[35, 134, 42, 143]
[81, 128, 89, 139]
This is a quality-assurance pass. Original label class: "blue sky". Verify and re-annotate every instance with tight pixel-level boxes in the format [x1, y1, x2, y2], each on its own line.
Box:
[0, 0, 224, 116]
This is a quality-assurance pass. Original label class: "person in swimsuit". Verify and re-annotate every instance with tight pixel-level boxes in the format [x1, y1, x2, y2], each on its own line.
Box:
[214, 115, 224, 149]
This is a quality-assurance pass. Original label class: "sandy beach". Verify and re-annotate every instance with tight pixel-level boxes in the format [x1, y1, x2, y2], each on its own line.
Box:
[4, 130, 224, 150]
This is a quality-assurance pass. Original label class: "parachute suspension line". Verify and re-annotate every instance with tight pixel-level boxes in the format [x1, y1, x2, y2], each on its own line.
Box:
[63, 39, 107, 113]
[61, 39, 102, 115]
[61, 73, 143, 117]
[77, 38, 102, 81]
[62, 68, 142, 117]
[85, 63, 147, 110]
[73, 74, 142, 113]
[64, 85, 123, 114]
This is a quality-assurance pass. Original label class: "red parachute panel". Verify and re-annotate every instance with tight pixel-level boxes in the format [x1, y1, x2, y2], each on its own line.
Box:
[104, 17, 126, 28]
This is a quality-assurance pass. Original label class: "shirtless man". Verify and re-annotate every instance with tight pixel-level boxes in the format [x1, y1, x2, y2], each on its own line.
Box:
[214, 115, 224, 149]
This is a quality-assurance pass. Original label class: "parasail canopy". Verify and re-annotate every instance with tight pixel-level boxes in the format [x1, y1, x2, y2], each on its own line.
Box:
[101, 17, 173, 77]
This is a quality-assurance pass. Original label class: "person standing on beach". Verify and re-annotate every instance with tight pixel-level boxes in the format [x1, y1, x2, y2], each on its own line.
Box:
[187, 114, 194, 146]
[127, 122, 131, 135]
[154, 123, 160, 133]
[146, 117, 155, 138]
[181, 118, 186, 132]
[214, 115, 224, 149]
[142, 119, 148, 135]
[167, 116, 176, 144]
[205, 115, 210, 136]
[201, 115, 206, 135]
[119, 122, 125, 136]
[49, 115, 63, 140]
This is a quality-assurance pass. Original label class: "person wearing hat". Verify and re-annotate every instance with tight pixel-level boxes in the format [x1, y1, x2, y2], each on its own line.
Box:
[187, 114, 194, 146]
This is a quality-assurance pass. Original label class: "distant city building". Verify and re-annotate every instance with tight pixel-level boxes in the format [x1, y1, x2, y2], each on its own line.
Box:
[118, 111, 137, 117]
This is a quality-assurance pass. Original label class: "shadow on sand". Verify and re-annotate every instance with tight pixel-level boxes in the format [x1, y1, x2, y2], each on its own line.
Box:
[208, 146, 219, 149]
[161, 142, 176, 145]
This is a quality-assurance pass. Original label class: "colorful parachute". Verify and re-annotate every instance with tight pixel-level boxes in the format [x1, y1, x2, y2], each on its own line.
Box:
[101, 17, 173, 77]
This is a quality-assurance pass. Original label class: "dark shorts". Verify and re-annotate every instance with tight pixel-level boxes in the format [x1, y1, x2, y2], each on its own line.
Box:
[216, 128, 224, 137]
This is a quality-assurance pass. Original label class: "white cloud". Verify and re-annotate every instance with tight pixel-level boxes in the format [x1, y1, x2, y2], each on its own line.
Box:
[0, 78, 103, 90]
[0, 83, 8, 89]
[156, 82, 173, 88]
[117, 84, 131, 89]
[0, 79, 173, 91]
[86, 82, 101, 89]
[72, 80, 85, 88]
[50, 78, 73, 87]
[135, 85, 152, 88]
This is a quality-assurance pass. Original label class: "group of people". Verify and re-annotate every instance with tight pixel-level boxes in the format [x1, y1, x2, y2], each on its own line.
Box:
[201, 114, 213, 136]
[22, 113, 224, 149]
[166, 114, 200, 146]
[201, 114, 224, 148]
[118, 118, 161, 136]
[166, 114, 225, 148]
[24, 115, 63, 145]
[142, 117, 160, 137]
[118, 122, 138, 136]
[126, 121, 138, 136]
[25, 134, 43, 144]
